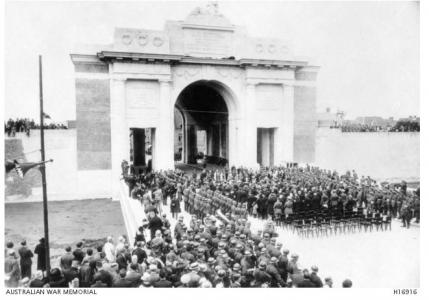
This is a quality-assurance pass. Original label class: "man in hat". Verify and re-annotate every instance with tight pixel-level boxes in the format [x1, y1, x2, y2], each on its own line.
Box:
[63, 260, 80, 284]
[174, 215, 186, 241]
[18, 240, 33, 279]
[266, 256, 286, 287]
[113, 269, 133, 287]
[309, 265, 323, 287]
[297, 269, 316, 288]
[5, 249, 20, 287]
[125, 263, 143, 287]
[278, 249, 289, 282]
[324, 276, 333, 288]
[132, 241, 147, 264]
[342, 278, 353, 288]
[59, 246, 74, 272]
[148, 211, 163, 240]
[181, 262, 201, 287]
[73, 241, 85, 264]
[153, 269, 173, 288]
[253, 261, 271, 287]
[34, 237, 47, 271]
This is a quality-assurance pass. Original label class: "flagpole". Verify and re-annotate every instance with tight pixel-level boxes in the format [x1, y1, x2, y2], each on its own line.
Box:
[38, 55, 51, 276]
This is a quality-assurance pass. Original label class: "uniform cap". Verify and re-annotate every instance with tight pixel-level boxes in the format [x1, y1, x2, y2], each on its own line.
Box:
[190, 262, 199, 271]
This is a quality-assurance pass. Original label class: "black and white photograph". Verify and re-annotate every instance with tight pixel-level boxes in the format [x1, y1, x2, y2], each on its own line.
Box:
[1, 0, 425, 296]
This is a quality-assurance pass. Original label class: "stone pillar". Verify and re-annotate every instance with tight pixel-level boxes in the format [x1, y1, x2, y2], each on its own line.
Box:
[110, 78, 127, 200]
[154, 80, 174, 170]
[244, 83, 258, 168]
[282, 83, 294, 163]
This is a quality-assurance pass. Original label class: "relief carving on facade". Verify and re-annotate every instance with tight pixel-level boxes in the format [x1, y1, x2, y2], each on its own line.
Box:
[216, 66, 242, 79]
[173, 66, 202, 80]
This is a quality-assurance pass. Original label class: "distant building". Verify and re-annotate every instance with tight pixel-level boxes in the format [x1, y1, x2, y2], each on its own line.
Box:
[353, 116, 396, 127]
[317, 108, 344, 128]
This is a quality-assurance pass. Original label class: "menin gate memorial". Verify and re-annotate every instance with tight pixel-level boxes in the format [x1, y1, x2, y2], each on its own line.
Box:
[71, 3, 319, 199]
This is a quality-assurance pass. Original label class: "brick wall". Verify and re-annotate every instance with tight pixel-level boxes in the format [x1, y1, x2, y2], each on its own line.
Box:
[76, 78, 112, 170]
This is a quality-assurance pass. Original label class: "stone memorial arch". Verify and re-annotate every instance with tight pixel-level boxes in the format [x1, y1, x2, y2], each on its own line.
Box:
[71, 3, 319, 199]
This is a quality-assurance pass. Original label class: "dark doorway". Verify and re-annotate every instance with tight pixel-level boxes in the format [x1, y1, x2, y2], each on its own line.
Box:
[174, 81, 229, 166]
[130, 128, 153, 174]
[257, 128, 275, 167]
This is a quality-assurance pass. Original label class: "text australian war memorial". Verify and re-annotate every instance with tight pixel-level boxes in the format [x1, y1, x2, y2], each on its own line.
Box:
[71, 5, 318, 199]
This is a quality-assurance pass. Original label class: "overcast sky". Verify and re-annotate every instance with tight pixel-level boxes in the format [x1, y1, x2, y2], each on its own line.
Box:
[4, 0, 419, 122]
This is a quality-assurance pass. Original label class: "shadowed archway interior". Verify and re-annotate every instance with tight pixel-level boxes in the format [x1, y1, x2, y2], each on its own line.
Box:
[174, 80, 229, 164]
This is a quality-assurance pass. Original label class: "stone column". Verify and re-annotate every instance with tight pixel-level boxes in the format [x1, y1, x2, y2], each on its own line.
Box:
[154, 80, 174, 170]
[282, 83, 294, 163]
[244, 83, 258, 168]
[110, 78, 127, 200]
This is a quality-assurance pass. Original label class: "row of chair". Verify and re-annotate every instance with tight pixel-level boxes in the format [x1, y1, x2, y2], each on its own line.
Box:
[280, 211, 392, 238]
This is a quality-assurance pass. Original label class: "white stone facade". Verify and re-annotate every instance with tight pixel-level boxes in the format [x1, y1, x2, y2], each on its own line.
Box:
[71, 4, 319, 199]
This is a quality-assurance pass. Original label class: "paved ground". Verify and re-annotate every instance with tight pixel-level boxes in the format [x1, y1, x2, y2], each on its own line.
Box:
[5, 198, 126, 272]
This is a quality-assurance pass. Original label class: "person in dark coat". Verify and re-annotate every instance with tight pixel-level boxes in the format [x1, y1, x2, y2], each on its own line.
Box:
[266, 257, 286, 287]
[170, 192, 182, 220]
[153, 270, 172, 287]
[48, 268, 68, 288]
[91, 273, 108, 288]
[134, 226, 146, 246]
[63, 260, 79, 284]
[72, 242, 85, 264]
[277, 249, 289, 282]
[116, 249, 128, 271]
[131, 241, 147, 264]
[148, 211, 163, 240]
[34, 238, 46, 271]
[296, 269, 316, 288]
[309, 266, 323, 287]
[125, 263, 142, 287]
[113, 269, 133, 287]
[79, 260, 97, 287]
[18, 240, 33, 279]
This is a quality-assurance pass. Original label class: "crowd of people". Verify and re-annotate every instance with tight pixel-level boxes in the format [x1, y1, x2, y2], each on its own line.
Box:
[5, 162, 419, 288]
[339, 124, 390, 132]
[338, 121, 420, 133]
[4, 118, 68, 137]
[4, 210, 351, 288]
[128, 164, 419, 229]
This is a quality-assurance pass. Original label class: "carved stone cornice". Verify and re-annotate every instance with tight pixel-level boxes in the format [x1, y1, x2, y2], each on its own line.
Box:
[97, 51, 311, 70]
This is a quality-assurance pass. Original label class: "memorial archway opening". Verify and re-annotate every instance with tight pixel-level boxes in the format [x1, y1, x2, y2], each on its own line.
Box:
[174, 80, 230, 166]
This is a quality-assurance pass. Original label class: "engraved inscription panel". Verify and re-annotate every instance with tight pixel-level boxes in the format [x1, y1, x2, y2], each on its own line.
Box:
[256, 84, 283, 111]
[184, 28, 232, 57]
[255, 84, 283, 127]
[126, 81, 160, 127]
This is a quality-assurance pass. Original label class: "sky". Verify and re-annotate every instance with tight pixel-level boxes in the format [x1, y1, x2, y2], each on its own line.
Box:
[4, 0, 419, 122]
